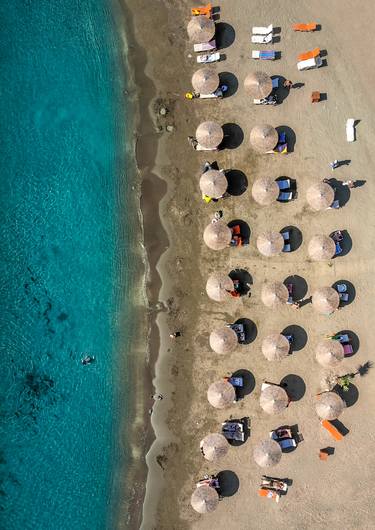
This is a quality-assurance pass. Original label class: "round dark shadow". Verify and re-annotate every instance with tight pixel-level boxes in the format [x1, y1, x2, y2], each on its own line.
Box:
[280, 226, 303, 252]
[234, 318, 257, 344]
[228, 220, 250, 244]
[219, 72, 238, 97]
[334, 383, 359, 408]
[331, 280, 356, 306]
[280, 374, 306, 401]
[226, 169, 248, 196]
[222, 123, 244, 149]
[229, 269, 252, 296]
[231, 369, 256, 399]
[215, 22, 236, 49]
[224, 416, 250, 447]
[217, 470, 239, 497]
[281, 325, 308, 352]
[276, 125, 296, 153]
[336, 330, 359, 356]
[283, 275, 308, 300]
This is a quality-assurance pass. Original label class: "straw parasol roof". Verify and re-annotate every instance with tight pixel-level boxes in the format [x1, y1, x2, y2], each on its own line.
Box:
[315, 391, 345, 420]
[192, 68, 219, 94]
[200, 433, 229, 461]
[316, 339, 344, 367]
[260, 385, 289, 414]
[196, 121, 224, 149]
[244, 71, 273, 99]
[261, 282, 289, 308]
[207, 380, 236, 408]
[191, 485, 219, 513]
[257, 230, 284, 256]
[200, 170, 228, 199]
[250, 124, 278, 153]
[306, 182, 335, 211]
[251, 177, 279, 205]
[262, 333, 290, 361]
[209, 326, 238, 354]
[187, 15, 216, 44]
[203, 221, 232, 250]
[253, 439, 282, 467]
[308, 235, 336, 261]
[206, 272, 234, 302]
[312, 286, 340, 315]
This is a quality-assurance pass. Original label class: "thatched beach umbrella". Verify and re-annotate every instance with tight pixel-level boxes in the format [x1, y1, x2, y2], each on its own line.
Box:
[207, 380, 236, 409]
[206, 272, 234, 302]
[200, 170, 228, 199]
[316, 339, 344, 367]
[200, 433, 229, 461]
[192, 68, 219, 94]
[191, 485, 219, 513]
[315, 391, 345, 420]
[203, 221, 231, 250]
[253, 439, 282, 467]
[261, 282, 289, 308]
[257, 230, 284, 257]
[209, 326, 238, 354]
[306, 182, 335, 211]
[262, 333, 290, 361]
[312, 286, 340, 315]
[251, 177, 279, 205]
[250, 124, 278, 153]
[187, 15, 216, 44]
[244, 71, 273, 99]
[260, 385, 289, 414]
[196, 121, 224, 149]
[308, 235, 336, 261]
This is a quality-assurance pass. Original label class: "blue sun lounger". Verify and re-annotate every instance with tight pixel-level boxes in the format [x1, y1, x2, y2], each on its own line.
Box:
[252, 50, 276, 60]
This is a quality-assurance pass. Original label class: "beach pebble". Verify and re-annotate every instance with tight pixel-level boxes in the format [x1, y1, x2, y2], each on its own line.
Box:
[159, 107, 167, 116]
[166, 125, 174, 132]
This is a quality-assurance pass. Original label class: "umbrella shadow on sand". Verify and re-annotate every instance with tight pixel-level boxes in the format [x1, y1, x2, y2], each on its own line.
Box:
[215, 22, 236, 49]
[217, 470, 239, 497]
[226, 170, 248, 196]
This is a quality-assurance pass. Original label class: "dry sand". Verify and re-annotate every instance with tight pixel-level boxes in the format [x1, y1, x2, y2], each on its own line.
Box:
[124, 0, 375, 529]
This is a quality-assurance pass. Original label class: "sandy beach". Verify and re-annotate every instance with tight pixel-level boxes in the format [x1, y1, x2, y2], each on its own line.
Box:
[123, 0, 375, 529]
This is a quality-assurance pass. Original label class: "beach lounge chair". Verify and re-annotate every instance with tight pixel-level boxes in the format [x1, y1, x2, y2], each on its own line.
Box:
[270, 427, 293, 440]
[287, 283, 293, 304]
[196, 143, 218, 151]
[292, 22, 317, 32]
[334, 241, 343, 255]
[191, 3, 212, 17]
[278, 191, 293, 202]
[277, 179, 290, 190]
[197, 475, 220, 489]
[252, 24, 273, 35]
[339, 293, 349, 302]
[251, 34, 273, 44]
[321, 420, 343, 441]
[228, 376, 243, 387]
[272, 77, 280, 89]
[297, 48, 320, 62]
[258, 488, 280, 502]
[261, 476, 288, 492]
[331, 230, 343, 242]
[346, 118, 355, 142]
[194, 40, 216, 53]
[328, 199, 340, 209]
[337, 334, 350, 343]
[196, 52, 220, 64]
[336, 284, 347, 293]
[343, 344, 353, 356]
[282, 231, 290, 241]
[297, 56, 323, 70]
[278, 438, 296, 450]
[222, 420, 245, 442]
[311, 91, 321, 103]
[285, 334, 293, 344]
[252, 50, 276, 60]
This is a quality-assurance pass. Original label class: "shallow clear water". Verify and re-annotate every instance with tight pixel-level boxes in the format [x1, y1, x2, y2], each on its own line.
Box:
[0, 1, 135, 528]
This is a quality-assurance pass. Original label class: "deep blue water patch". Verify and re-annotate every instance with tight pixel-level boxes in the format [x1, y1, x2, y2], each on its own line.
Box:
[0, 1, 133, 528]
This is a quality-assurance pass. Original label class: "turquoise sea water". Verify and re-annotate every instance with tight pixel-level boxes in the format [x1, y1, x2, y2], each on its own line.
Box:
[0, 1, 136, 529]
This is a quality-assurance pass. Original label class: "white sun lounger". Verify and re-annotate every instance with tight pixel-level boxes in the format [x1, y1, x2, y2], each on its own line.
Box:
[252, 24, 273, 35]
[251, 34, 273, 44]
[197, 52, 220, 64]
[194, 40, 216, 53]
[297, 56, 323, 70]
[346, 119, 355, 142]
[196, 143, 218, 151]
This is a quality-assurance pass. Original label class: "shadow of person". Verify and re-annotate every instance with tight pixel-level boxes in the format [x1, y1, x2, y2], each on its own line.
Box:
[215, 22, 236, 49]
[281, 226, 303, 252]
[334, 383, 359, 407]
[281, 325, 308, 352]
[222, 123, 244, 149]
[225, 169, 248, 196]
[231, 369, 256, 399]
[283, 275, 308, 300]
[276, 125, 296, 152]
[280, 374, 306, 401]
[234, 318, 257, 344]
[219, 72, 238, 97]
[217, 470, 240, 497]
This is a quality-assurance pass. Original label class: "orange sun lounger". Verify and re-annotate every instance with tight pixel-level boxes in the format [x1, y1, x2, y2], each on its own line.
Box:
[293, 23, 317, 32]
[321, 420, 343, 441]
[297, 47, 320, 62]
[258, 488, 280, 502]
[191, 3, 212, 17]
